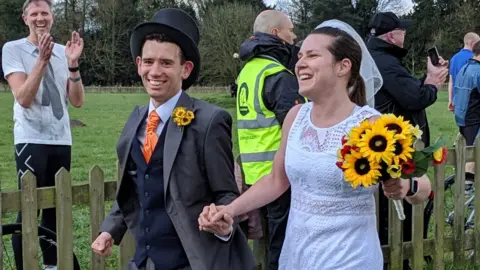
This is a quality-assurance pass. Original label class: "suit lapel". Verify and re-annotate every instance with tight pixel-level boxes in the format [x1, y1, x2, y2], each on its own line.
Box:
[163, 92, 194, 195]
[119, 105, 148, 183]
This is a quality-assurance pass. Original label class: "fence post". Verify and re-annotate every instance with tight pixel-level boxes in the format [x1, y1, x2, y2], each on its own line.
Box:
[0, 179, 3, 270]
[453, 134, 466, 265]
[411, 140, 425, 270]
[21, 171, 39, 268]
[90, 166, 106, 270]
[388, 198, 403, 269]
[433, 160, 445, 269]
[55, 167, 74, 270]
[474, 138, 480, 266]
[117, 160, 136, 269]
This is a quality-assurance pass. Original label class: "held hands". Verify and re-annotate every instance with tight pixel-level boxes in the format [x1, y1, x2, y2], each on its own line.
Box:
[65, 30, 84, 64]
[198, 203, 234, 237]
[37, 33, 54, 63]
[425, 56, 449, 89]
[382, 178, 409, 200]
[91, 232, 114, 257]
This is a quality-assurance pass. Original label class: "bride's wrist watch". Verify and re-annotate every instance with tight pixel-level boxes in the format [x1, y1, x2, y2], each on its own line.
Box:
[406, 177, 418, 197]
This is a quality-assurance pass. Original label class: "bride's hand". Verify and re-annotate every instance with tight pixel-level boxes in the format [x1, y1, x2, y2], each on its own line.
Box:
[382, 178, 409, 200]
[198, 204, 234, 236]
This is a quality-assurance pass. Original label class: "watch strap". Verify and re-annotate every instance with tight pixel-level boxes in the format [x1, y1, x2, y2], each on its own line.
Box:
[406, 178, 418, 197]
[68, 66, 80, 72]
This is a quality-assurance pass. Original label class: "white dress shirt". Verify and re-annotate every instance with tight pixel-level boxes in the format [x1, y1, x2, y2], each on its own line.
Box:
[136, 89, 182, 148]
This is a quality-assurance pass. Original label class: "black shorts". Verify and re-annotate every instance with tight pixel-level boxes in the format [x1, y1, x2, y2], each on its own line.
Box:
[460, 124, 480, 146]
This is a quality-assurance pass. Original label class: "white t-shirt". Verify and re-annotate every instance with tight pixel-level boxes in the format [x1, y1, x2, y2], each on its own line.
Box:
[2, 38, 72, 146]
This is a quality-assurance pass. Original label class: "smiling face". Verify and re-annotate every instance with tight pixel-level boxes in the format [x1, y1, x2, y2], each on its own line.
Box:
[295, 34, 349, 99]
[22, 0, 53, 38]
[136, 39, 193, 106]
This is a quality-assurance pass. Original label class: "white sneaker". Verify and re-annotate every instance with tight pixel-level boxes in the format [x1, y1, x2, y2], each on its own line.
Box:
[44, 266, 57, 270]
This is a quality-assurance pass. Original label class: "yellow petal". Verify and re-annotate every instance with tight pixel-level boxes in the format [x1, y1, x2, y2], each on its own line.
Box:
[433, 148, 443, 162]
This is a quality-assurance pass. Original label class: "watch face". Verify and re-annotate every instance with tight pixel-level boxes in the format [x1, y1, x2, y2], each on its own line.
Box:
[412, 180, 418, 193]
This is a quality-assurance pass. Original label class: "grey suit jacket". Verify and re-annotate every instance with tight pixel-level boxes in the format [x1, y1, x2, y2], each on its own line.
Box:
[100, 92, 256, 270]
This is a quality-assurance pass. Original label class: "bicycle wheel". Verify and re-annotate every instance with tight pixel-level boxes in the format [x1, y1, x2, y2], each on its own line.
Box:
[423, 172, 476, 261]
[424, 172, 475, 232]
[1, 223, 81, 270]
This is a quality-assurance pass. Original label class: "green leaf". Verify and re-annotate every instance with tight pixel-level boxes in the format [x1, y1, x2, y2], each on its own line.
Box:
[412, 151, 426, 162]
[421, 136, 449, 154]
[413, 158, 429, 177]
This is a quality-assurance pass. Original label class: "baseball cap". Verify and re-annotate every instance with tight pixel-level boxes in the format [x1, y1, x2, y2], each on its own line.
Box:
[368, 12, 414, 36]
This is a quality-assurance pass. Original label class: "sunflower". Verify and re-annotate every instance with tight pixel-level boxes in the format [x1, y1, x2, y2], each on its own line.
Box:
[387, 164, 402, 178]
[348, 120, 372, 144]
[185, 110, 194, 120]
[377, 114, 412, 139]
[357, 124, 396, 165]
[378, 161, 391, 181]
[173, 107, 187, 118]
[392, 137, 415, 165]
[343, 150, 382, 189]
[172, 107, 195, 128]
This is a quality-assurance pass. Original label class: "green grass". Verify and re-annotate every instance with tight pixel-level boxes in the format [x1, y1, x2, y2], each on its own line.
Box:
[0, 90, 473, 269]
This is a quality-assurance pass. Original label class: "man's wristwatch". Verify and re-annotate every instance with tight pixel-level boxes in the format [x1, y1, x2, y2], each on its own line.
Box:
[68, 66, 79, 72]
[406, 177, 418, 197]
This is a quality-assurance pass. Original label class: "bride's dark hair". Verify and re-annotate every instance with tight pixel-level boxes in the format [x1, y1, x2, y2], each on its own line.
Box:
[310, 27, 366, 106]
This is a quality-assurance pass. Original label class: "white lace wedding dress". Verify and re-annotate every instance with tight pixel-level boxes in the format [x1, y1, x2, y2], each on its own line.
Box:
[278, 102, 383, 270]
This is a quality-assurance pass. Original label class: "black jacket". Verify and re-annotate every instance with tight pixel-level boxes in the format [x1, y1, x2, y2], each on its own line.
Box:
[239, 33, 304, 126]
[367, 37, 437, 147]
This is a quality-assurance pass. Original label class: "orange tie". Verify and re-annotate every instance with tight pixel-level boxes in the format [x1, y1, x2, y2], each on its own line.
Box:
[143, 110, 161, 163]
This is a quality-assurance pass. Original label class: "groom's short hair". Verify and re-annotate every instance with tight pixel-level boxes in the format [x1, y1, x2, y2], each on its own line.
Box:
[141, 33, 186, 64]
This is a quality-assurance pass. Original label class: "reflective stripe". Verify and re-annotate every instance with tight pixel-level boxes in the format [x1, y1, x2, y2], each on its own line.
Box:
[238, 117, 277, 129]
[241, 150, 276, 163]
[237, 63, 281, 129]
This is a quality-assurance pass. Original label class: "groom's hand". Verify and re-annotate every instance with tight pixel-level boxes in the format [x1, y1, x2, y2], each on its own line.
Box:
[91, 232, 114, 257]
[198, 204, 234, 237]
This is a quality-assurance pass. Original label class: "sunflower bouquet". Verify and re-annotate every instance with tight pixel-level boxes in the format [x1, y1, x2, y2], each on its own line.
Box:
[336, 114, 448, 220]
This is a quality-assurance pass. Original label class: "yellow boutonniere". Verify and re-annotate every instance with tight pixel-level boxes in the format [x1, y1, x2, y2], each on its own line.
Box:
[172, 106, 194, 130]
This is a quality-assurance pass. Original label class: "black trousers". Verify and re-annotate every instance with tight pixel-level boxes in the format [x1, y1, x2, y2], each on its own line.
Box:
[260, 187, 290, 270]
[12, 143, 71, 269]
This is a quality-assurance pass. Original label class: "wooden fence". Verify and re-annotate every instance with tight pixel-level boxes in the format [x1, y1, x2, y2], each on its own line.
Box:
[0, 133, 477, 269]
[0, 83, 450, 94]
[0, 84, 230, 93]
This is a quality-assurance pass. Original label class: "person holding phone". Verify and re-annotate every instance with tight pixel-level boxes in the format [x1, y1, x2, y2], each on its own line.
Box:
[366, 12, 448, 270]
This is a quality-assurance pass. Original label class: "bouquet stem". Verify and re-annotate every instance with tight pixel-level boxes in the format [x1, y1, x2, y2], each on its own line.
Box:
[393, 200, 405, 220]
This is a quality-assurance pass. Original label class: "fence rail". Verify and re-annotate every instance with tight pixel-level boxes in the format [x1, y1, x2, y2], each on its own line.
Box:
[0, 133, 476, 269]
[0, 84, 230, 93]
[0, 83, 449, 94]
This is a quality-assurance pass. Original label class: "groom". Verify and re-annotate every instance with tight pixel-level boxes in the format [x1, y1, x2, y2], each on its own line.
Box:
[91, 8, 255, 270]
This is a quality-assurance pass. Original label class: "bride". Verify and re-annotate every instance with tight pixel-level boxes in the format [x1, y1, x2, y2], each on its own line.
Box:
[199, 20, 421, 269]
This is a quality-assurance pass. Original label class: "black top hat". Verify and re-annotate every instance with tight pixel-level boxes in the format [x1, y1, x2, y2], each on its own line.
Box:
[369, 12, 414, 36]
[130, 8, 200, 90]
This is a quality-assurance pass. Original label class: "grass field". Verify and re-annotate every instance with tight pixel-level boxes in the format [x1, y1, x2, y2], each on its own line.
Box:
[0, 90, 469, 269]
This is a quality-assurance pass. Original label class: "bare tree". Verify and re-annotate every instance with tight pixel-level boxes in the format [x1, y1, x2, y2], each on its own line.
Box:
[198, 3, 259, 85]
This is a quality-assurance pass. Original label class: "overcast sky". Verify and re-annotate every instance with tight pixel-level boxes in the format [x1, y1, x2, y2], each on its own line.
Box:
[265, 0, 414, 14]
